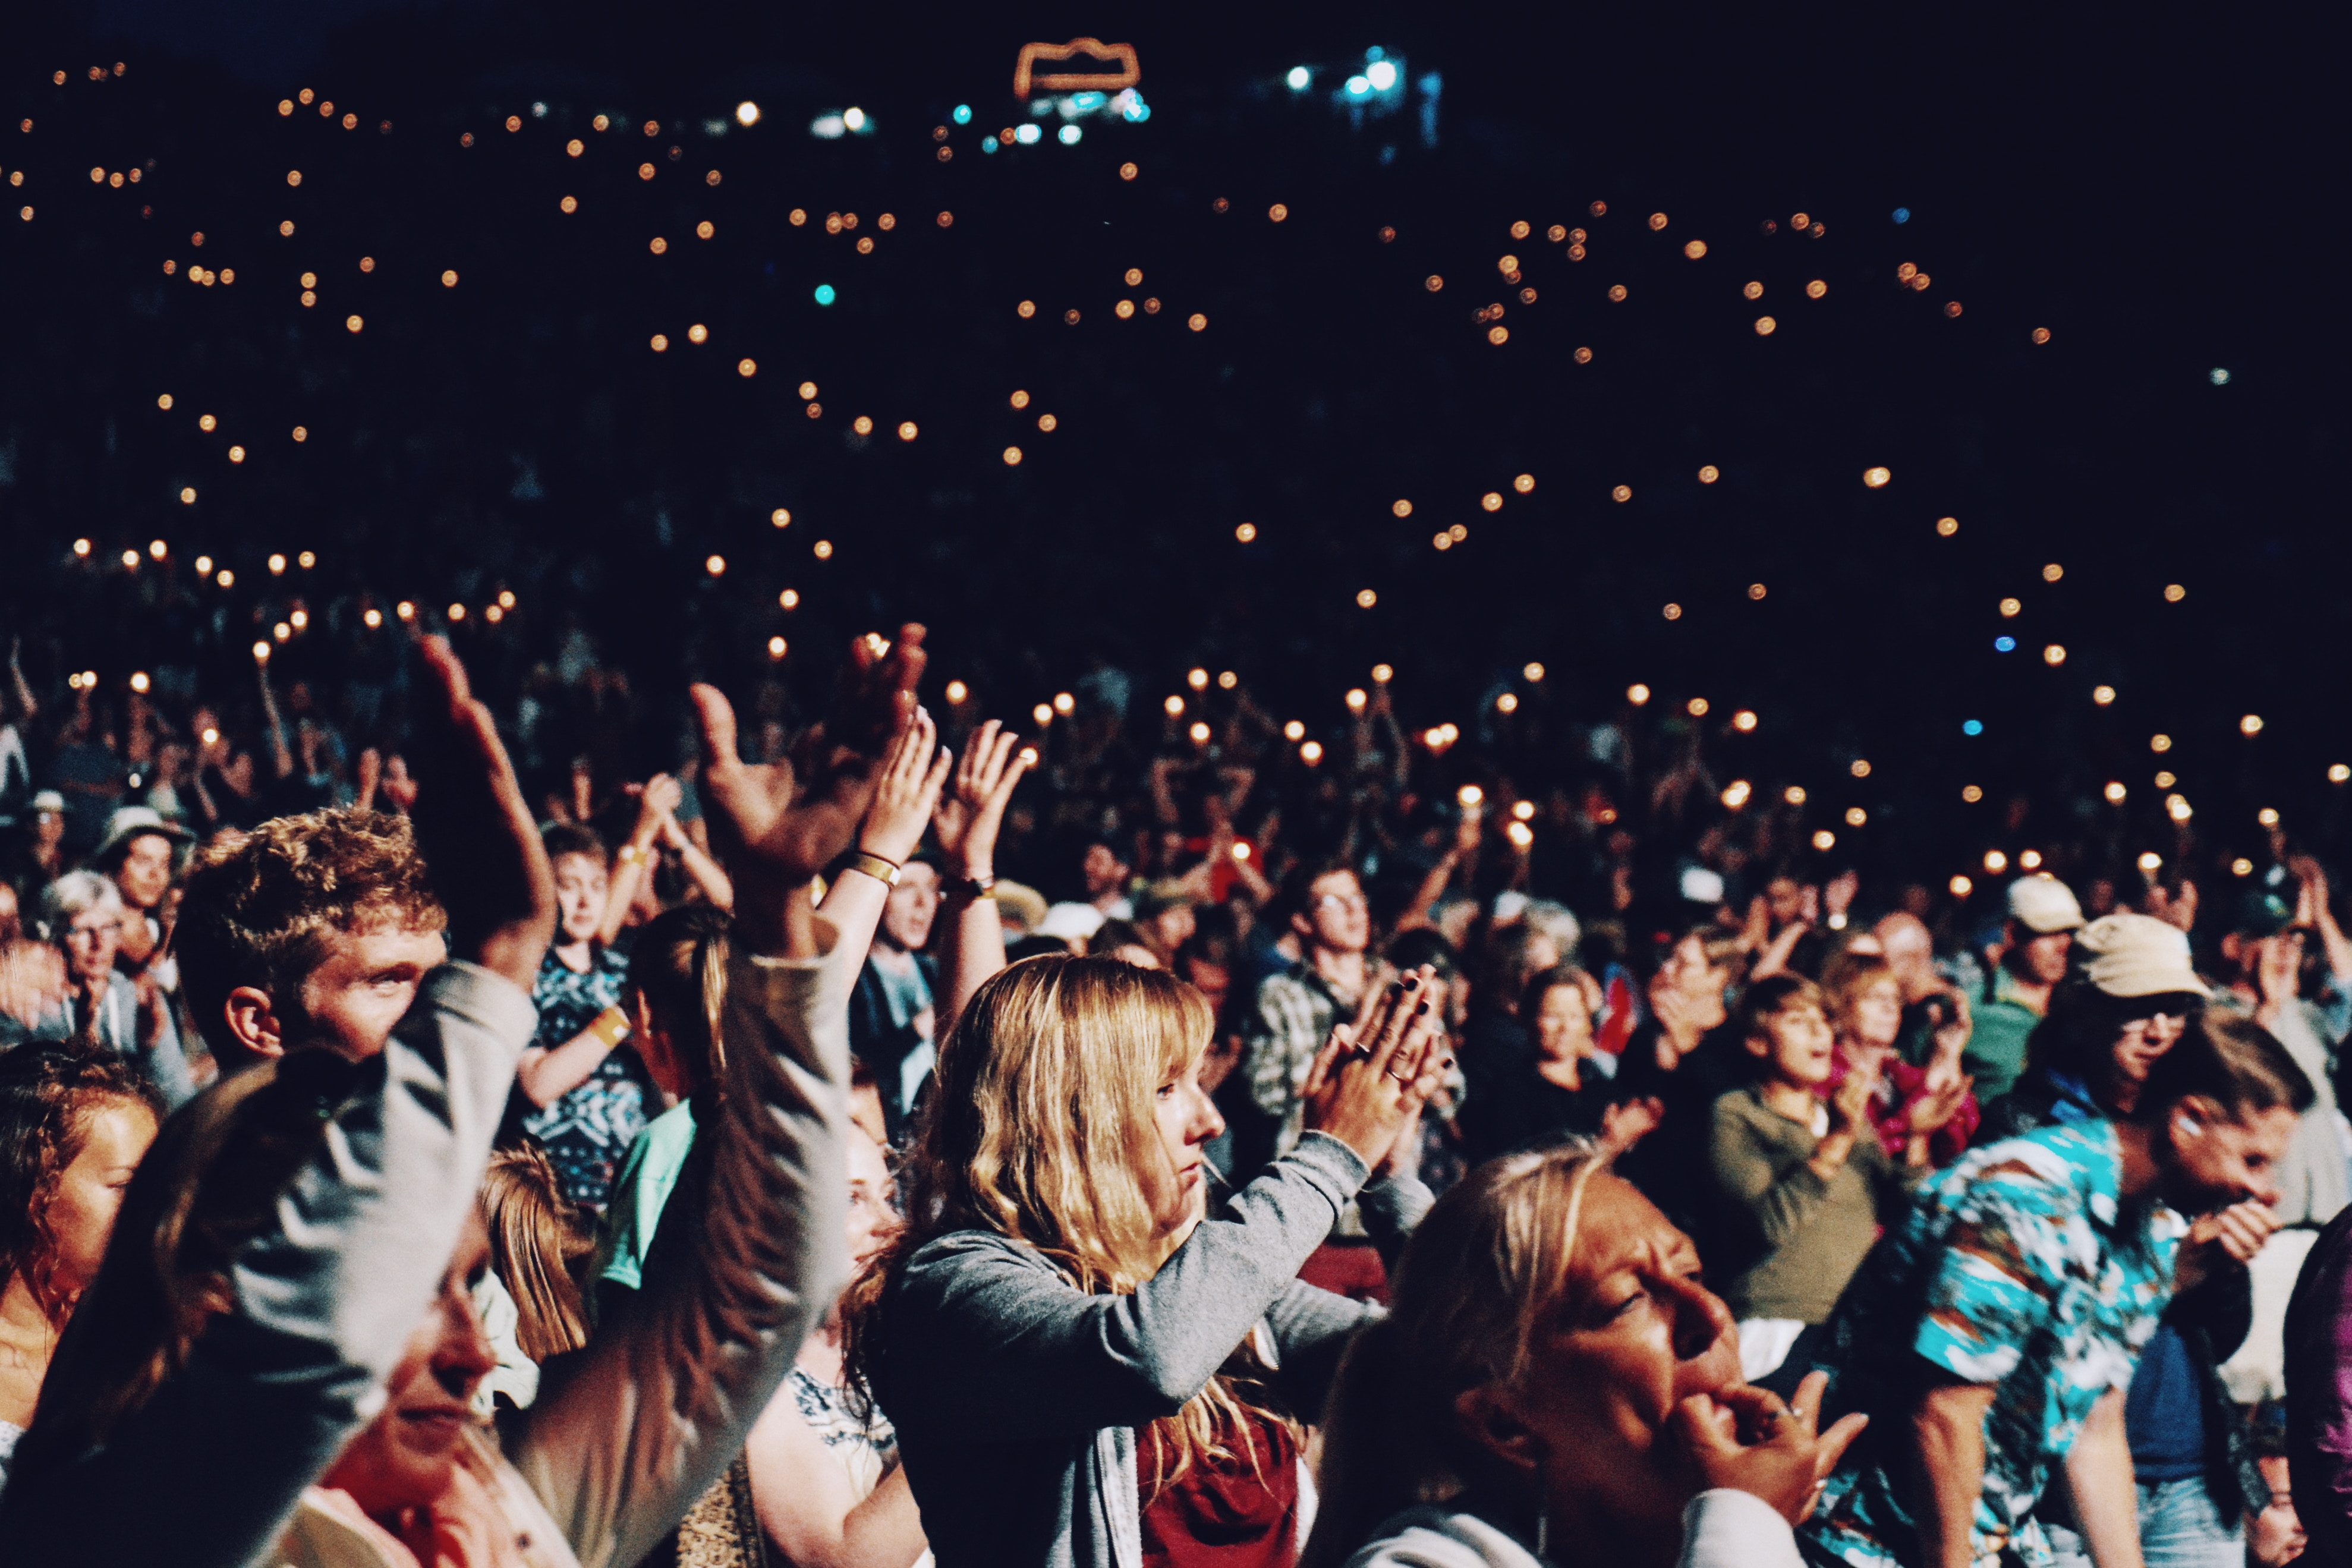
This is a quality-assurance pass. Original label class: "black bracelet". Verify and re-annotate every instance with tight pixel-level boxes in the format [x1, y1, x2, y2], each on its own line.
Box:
[940, 873, 997, 899]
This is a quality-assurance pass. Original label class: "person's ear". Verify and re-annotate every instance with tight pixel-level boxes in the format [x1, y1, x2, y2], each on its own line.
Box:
[2170, 1094, 2225, 1150]
[1290, 910, 1315, 942]
[1453, 1385, 1545, 1476]
[222, 985, 286, 1059]
[2219, 933, 2245, 966]
[1742, 1030, 1771, 1060]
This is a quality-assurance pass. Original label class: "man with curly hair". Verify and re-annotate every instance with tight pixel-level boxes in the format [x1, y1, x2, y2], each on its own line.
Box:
[172, 808, 451, 1070]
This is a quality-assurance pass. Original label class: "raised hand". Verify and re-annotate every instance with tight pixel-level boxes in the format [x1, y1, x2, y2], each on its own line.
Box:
[691, 624, 927, 951]
[1601, 1095, 1665, 1155]
[406, 637, 557, 990]
[1829, 1066, 1875, 1132]
[380, 754, 418, 813]
[1907, 1072, 1972, 1136]
[1669, 1371, 1868, 1525]
[931, 716, 1031, 879]
[1297, 967, 1449, 1166]
[859, 707, 952, 866]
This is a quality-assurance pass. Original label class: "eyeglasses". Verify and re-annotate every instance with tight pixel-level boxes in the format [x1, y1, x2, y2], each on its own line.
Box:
[1318, 890, 1368, 912]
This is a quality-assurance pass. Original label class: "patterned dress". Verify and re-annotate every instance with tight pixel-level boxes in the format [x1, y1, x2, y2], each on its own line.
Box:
[521, 943, 656, 1211]
[1800, 1120, 2183, 1568]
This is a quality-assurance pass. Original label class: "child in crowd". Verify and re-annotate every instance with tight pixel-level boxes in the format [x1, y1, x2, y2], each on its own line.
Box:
[1708, 975, 1932, 1383]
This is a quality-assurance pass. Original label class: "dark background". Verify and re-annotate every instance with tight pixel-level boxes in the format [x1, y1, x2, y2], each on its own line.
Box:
[3, 0, 2347, 884]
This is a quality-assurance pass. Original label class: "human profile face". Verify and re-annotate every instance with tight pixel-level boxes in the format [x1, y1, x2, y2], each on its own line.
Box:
[320, 1211, 497, 1520]
[1533, 983, 1594, 1067]
[279, 917, 450, 1060]
[2018, 930, 2073, 985]
[116, 835, 176, 912]
[64, 906, 121, 986]
[1846, 975, 1903, 1051]
[1748, 1001, 1836, 1089]
[1463, 1177, 1739, 1541]
[2110, 1000, 2197, 1087]
[41, 1099, 158, 1300]
[552, 852, 608, 946]
[844, 1125, 898, 1270]
[1302, 871, 1370, 956]
[2161, 1098, 2300, 1214]
[881, 861, 940, 952]
[1143, 1050, 1225, 1241]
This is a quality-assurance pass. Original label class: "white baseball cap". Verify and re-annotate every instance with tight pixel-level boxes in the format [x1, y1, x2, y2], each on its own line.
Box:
[2007, 876, 2085, 934]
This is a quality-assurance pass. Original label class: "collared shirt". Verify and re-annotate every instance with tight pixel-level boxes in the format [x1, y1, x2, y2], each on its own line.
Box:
[1240, 961, 1353, 1157]
[1802, 1120, 2182, 1568]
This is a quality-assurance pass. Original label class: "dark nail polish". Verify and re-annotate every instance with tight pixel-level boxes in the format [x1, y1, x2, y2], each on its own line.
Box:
[1402, 974, 1420, 989]
[1415, 1002, 1430, 1016]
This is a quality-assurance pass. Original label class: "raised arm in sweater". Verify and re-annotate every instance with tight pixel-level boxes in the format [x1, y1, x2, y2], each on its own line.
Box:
[0, 962, 536, 1567]
[517, 942, 851, 1568]
[884, 1131, 1374, 1440]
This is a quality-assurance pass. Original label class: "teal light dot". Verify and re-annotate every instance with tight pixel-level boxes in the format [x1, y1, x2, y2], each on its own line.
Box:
[952, 104, 972, 124]
[813, 284, 836, 306]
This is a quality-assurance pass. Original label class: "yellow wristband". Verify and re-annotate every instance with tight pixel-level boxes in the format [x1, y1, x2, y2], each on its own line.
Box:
[585, 1006, 631, 1050]
[845, 851, 902, 887]
[615, 843, 652, 868]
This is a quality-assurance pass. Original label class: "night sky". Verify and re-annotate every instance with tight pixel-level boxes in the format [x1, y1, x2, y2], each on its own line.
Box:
[5, 0, 2349, 883]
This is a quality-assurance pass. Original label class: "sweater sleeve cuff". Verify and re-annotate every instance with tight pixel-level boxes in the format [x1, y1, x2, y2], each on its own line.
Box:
[1679, 1490, 1801, 1568]
[1284, 1131, 1372, 1213]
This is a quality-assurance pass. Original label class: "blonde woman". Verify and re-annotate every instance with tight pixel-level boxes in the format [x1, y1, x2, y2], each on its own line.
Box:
[1304, 1145, 1868, 1568]
[856, 954, 1447, 1568]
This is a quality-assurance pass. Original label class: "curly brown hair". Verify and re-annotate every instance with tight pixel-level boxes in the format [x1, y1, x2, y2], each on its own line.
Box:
[172, 809, 446, 1068]
[0, 1046, 165, 1328]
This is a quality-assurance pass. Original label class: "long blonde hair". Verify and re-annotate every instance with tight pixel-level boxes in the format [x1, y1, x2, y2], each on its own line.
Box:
[849, 953, 1284, 1493]
[1301, 1141, 1612, 1568]
[480, 1144, 593, 1362]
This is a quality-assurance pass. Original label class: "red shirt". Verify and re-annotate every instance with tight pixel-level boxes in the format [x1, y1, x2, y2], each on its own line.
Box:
[1138, 1410, 1301, 1568]
[1825, 1046, 1981, 1165]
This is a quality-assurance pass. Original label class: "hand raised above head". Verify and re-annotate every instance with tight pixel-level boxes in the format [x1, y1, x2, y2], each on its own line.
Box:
[859, 707, 952, 866]
[932, 717, 1032, 879]
[407, 636, 556, 990]
[692, 624, 927, 949]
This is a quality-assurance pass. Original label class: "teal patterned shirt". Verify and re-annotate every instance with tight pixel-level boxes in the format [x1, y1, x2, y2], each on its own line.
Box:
[1800, 1120, 2183, 1568]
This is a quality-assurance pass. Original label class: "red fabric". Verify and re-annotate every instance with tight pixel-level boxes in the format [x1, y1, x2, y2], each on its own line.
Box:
[1825, 1047, 1981, 1164]
[1179, 837, 1259, 903]
[1138, 1411, 1301, 1568]
[1594, 971, 1639, 1057]
[1296, 1239, 1387, 1303]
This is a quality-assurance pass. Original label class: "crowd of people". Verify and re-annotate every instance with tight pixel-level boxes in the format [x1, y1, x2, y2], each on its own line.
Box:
[0, 614, 2350, 1568]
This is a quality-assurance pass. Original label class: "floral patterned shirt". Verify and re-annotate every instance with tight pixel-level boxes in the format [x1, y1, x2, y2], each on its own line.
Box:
[1801, 1120, 2183, 1568]
[520, 942, 654, 1211]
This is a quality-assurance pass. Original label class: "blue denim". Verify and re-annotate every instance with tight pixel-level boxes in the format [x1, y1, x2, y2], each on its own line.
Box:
[2039, 1479, 2241, 1568]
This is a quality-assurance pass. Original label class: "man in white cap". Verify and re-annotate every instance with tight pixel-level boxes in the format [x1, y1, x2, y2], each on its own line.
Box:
[1966, 876, 2086, 1101]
